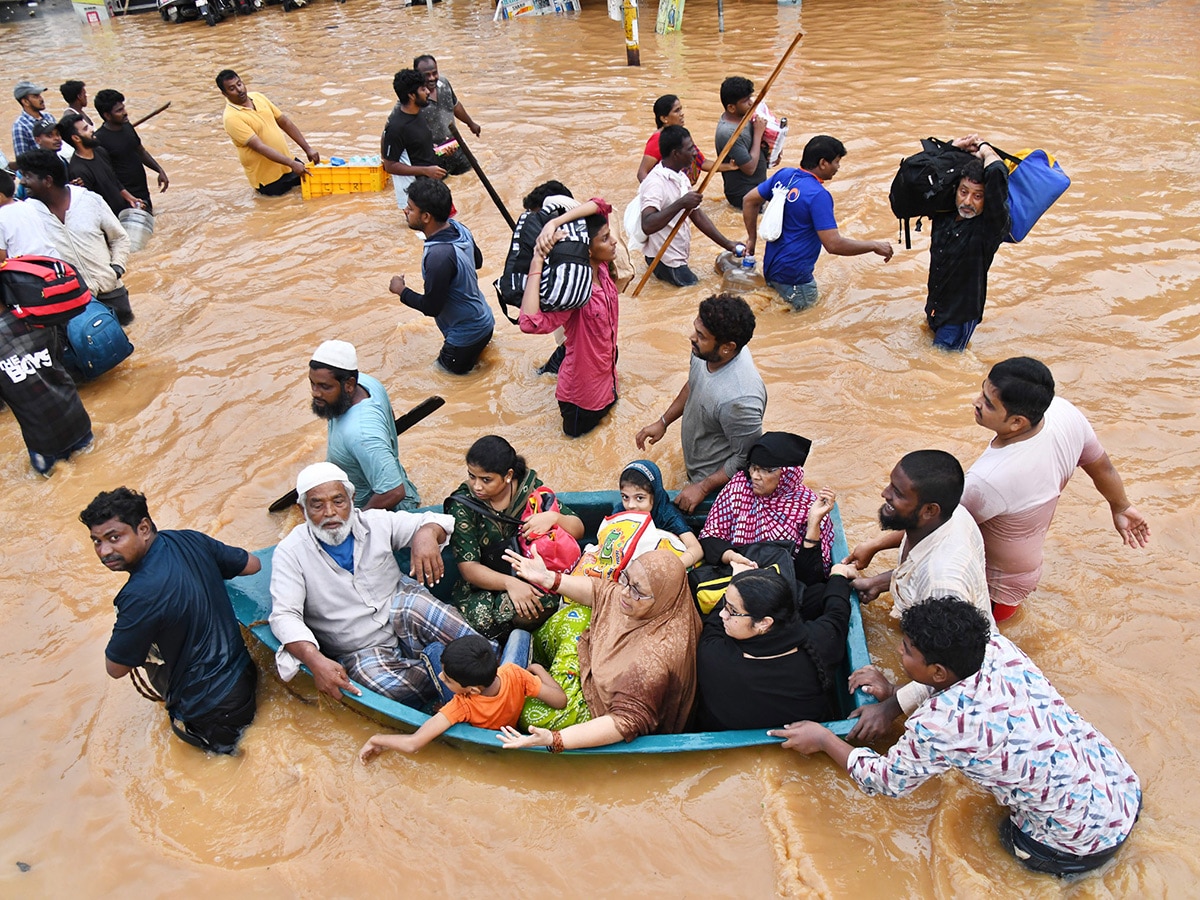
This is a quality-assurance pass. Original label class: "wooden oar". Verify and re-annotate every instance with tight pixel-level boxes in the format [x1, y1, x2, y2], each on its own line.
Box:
[448, 123, 517, 231]
[131, 102, 171, 128]
[267, 395, 446, 512]
[631, 30, 805, 296]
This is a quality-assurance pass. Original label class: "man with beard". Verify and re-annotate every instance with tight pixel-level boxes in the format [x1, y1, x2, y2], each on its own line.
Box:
[307, 340, 419, 512]
[269, 463, 484, 705]
[217, 69, 320, 197]
[59, 112, 144, 216]
[414, 54, 481, 178]
[93, 89, 169, 213]
[634, 293, 766, 513]
[11, 81, 55, 159]
[381, 69, 446, 211]
[924, 135, 1010, 351]
[843, 449, 990, 740]
[81, 487, 260, 754]
[18, 148, 136, 326]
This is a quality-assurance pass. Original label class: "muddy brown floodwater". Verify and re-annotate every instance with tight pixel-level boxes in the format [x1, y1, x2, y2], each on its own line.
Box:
[2, 0, 1198, 895]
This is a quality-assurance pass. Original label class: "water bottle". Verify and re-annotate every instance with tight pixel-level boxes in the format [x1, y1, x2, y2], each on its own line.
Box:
[722, 255, 766, 292]
[714, 243, 747, 276]
[769, 116, 789, 167]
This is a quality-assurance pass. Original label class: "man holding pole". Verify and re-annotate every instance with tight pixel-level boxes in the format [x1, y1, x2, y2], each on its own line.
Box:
[93, 89, 169, 213]
[414, 55, 479, 177]
[639, 125, 743, 287]
[714, 76, 768, 209]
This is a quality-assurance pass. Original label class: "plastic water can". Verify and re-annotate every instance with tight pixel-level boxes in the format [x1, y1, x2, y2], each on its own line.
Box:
[769, 117, 789, 167]
[722, 255, 766, 292]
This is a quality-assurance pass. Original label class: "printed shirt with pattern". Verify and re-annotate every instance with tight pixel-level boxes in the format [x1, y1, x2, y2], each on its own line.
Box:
[847, 634, 1141, 857]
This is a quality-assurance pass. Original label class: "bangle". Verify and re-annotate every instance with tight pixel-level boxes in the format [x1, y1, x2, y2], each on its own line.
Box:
[659, 415, 668, 428]
[802, 537, 819, 546]
[550, 571, 562, 593]
[548, 730, 565, 753]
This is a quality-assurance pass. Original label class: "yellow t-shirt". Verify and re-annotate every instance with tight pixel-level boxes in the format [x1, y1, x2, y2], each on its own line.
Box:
[222, 91, 291, 189]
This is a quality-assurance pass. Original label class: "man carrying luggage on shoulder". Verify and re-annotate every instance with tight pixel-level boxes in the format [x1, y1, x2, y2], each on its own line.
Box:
[924, 134, 1009, 352]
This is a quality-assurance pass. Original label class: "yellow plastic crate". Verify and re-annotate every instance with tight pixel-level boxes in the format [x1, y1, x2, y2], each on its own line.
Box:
[301, 163, 388, 200]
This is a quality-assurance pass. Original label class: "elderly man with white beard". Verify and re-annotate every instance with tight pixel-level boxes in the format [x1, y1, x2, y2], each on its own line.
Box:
[269, 462, 484, 705]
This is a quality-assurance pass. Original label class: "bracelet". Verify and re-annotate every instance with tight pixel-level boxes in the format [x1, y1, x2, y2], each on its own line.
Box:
[548, 730, 565, 753]
[550, 571, 562, 593]
[660, 415, 668, 428]
[802, 537, 819, 546]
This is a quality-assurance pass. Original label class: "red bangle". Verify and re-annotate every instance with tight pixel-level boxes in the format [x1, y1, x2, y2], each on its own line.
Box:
[551, 571, 563, 593]
[548, 730, 565, 753]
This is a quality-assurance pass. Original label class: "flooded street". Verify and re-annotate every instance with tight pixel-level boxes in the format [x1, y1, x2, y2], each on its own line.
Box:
[2, 0, 1198, 894]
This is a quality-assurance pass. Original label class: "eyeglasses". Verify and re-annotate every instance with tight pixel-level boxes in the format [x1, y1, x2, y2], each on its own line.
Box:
[721, 601, 752, 619]
[748, 464, 781, 476]
[617, 569, 652, 601]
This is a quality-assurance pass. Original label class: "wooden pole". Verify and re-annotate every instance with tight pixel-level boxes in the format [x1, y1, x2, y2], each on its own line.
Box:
[631, 30, 804, 297]
[131, 102, 171, 128]
[449, 123, 517, 231]
[624, 0, 641, 66]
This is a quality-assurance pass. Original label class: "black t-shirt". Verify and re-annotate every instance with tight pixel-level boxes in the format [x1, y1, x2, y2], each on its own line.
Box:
[926, 161, 1010, 326]
[105, 530, 252, 721]
[68, 146, 131, 216]
[381, 106, 437, 169]
[94, 122, 152, 210]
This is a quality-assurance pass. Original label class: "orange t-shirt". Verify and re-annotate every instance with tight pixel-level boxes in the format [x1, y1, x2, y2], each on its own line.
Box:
[439, 663, 543, 729]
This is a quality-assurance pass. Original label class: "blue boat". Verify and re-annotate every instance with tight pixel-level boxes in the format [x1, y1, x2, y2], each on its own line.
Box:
[226, 492, 875, 754]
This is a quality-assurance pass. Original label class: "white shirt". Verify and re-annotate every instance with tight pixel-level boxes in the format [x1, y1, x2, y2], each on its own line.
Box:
[640, 163, 692, 267]
[28, 185, 129, 295]
[0, 199, 57, 258]
[268, 507, 453, 669]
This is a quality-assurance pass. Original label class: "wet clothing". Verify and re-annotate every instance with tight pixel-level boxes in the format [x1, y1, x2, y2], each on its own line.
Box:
[104, 530, 255, 727]
[643, 129, 706, 184]
[94, 121, 154, 210]
[848, 633, 1141, 860]
[446, 469, 571, 639]
[439, 663, 543, 728]
[681, 349, 767, 483]
[12, 110, 56, 159]
[754, 167, 834, 288]
[0, 311, 91, 462]
[715, 115, 767, 208]
[222, 92, 294, 192]
[925, 160, 1010, 328]
[0, 198, 57, 258]
[29, 184, 130, 296]
[68, 147, 131, 216]
[399, 220, 494, 370]
[326, 372, 419, 511]
[381, 106, 437, 208]
[418, 76, 471, 176]
[695, 575, 851, 730]
[639, 164, 692, 268]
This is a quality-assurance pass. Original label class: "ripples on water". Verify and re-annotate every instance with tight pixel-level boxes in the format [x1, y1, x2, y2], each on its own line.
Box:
[2, 0, 1198, 894]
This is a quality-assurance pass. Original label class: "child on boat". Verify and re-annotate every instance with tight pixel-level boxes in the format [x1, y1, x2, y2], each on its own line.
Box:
[614, 460, 703, 568]
[359, 636, 567, 759]
[769, 597, 1141, 877]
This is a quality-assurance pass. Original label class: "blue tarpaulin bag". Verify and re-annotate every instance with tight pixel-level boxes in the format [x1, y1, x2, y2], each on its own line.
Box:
[63, 299, 133, 381]
[994, 147, 1071, 243]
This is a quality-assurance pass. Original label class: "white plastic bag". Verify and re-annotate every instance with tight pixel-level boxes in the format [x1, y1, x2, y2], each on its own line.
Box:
[623, 193, 648, 251]
[759, 182, 788, 243]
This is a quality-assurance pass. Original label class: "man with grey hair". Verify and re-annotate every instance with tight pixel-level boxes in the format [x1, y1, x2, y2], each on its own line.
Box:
[308, 339, 419, 511]
[269, 463, 483, 705]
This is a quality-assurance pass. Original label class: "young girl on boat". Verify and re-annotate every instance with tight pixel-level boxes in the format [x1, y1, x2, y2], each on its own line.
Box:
[613, 459, 703, 568]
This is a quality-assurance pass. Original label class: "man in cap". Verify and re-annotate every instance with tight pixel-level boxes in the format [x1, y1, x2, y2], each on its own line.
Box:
[18, 148, 135, 326]
[93, 89, 169, 212]
[32, 119, 72, 166]
[11, 81, 55, 159]
[80, 486, 260, 754]
[269, 462, 484, 704]
[308, 340, 419, 512]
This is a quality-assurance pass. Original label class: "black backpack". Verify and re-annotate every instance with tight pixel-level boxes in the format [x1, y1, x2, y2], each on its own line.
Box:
[493, 207, 554, 325]
[888, 137, 978, 249]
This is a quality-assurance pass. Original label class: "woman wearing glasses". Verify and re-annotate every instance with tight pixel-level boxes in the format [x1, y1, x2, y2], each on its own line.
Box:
[699, 431, 835, 586]
[496, 549, 700, 752]
[694, 565, 856, 731]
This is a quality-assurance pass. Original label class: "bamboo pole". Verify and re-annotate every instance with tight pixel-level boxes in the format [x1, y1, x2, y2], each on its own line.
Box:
[131, 102, 170, 128]
[630, 30, 804, 297]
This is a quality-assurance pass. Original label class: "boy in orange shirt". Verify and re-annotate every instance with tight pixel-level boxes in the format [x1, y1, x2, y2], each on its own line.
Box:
[359, 635, 566, 759]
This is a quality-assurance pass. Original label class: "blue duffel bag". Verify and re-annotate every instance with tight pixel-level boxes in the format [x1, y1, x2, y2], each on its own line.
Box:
[63, 299, 134, 381]
[995, 147, 1071, 243]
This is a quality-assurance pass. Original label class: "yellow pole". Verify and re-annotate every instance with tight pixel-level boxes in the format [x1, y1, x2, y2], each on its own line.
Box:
[624, 0, 640, 66]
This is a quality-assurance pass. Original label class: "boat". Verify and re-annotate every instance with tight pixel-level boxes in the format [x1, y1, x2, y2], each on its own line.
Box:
[226, 491, 876, 754]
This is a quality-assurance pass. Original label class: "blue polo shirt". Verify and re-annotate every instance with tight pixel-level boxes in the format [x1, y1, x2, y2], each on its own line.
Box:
[758, 167, 837, 286]
[105, 530, 252, 721]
